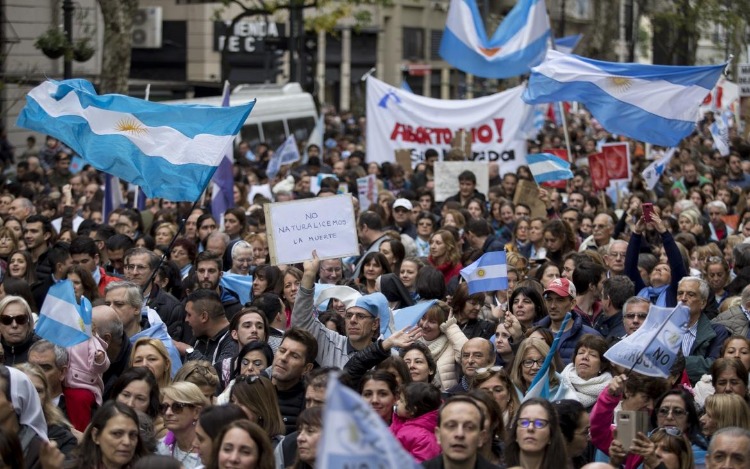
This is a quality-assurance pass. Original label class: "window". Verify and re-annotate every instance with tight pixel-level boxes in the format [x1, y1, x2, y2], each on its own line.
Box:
[240, 124, 262, 149]
[261, 120, 287, 148]
[403, 27, 425, 60]
[288, 117, 316, 143]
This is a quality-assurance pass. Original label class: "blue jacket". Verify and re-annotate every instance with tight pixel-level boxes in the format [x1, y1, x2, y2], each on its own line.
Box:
[535, 313, 602, 366]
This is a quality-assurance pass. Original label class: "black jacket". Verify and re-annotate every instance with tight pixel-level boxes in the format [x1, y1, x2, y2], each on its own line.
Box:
[444, 189, 487, 206]
[277, 380, 306, 435]
[727, 266, 750, 297]
[147, 285, 182, 339]
[458, 318, 496, 340]
[103, 331, 133, 399]
[2, 332, 40, 366]
[343, 339, 393, 387]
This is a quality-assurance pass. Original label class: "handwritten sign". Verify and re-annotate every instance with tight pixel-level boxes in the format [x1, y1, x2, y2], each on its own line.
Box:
[357, 174, 378, 210]
[264, 194, 359, 265]
[513, 179, 547, 218]
[434, 161, 489, 202]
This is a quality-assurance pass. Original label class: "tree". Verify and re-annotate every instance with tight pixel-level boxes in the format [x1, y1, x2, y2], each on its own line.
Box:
[97, 0, 139, 94]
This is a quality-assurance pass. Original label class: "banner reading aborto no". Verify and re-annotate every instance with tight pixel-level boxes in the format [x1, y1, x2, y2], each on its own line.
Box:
[365, 76, 533, 174]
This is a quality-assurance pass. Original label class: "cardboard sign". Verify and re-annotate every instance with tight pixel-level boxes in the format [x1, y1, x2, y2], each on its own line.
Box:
[451, 129, 472, 160]
[513, 179, 547, 218]
[395, 150, 413, 174]
[434, 161, 489, 202]
[264, 194, 359, 265]
[588, 152, 609, 191]
[357, 174, 378, 210]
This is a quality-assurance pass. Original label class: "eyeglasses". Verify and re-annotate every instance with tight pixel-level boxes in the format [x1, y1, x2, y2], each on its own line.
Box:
[657, 407, 687, 418]
[159, 402, 196, 415]
[0, 315, 28, 326]
[653, 426, 683, 437]
[624, 313, 648, 320]
[517, 418, 549, 429]
[475, 366, 503, 378]
[125, 264, 149, 272]
[522, 359, 544, 368]
[344, 312, 372, 321]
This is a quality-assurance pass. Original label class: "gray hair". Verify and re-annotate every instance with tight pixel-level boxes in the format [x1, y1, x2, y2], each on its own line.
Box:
[28, 340, 69, 369]
[124, 247, 159, 269]
[706, 200, 728, 214]
[231, 240, 253, 259]
[623, 296, 651, 313]
[206, 231, 230, 245]
[708, 426, 750, 454]
[678, 276, 710, 301]
[104, 280, 144, 309]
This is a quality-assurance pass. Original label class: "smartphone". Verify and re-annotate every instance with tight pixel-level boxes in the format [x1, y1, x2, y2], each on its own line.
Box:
[616, 410, 650, 451]
[642, 202, 654, 223]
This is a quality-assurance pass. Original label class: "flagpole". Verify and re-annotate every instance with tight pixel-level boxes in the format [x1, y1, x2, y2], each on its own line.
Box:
[625, 304, 681, 378]
[548, 32, 574, 166]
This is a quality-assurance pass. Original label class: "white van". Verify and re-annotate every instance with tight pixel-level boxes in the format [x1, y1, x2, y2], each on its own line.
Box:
[161, 82, 319, 151]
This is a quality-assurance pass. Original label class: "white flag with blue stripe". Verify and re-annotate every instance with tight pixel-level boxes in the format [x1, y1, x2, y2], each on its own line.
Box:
[710, 112, 731, 156]
[460, 251, 508, 295]
[319, 376, 423, 469]
[641, 148, 676, 190]
[35, 280, 92, 347]
[439, 0, 550, 79]
[523, 50, 726, 146]
[604, 304, 690, 378]
[17, 79, 255, 201]
[266, 134, 300, 178]
[527, 152, 574, 184]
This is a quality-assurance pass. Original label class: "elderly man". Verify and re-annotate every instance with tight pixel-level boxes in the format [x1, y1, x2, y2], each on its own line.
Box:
[621, 296, 652, 337]
[445, 338, 494, 394]
[678, 276, 730, 384]
[579, 213, 615, 252]
[707, 200, 734, 242]
[706, 427, 750, 469]
[604, 240, 628, 276]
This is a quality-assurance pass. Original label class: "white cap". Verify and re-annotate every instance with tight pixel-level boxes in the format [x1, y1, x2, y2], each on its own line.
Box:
[393, 198, 413, 210]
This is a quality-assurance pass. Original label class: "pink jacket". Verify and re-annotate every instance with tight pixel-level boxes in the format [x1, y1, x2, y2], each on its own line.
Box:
[390, 410, 442, 463]
[590, 388, 644, 469]
[64, 335, 110, 405]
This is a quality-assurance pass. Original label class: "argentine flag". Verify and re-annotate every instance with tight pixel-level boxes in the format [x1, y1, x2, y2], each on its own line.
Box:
[385, 300, 437, 339]
[641, 148, 675, 190]
[319, 377, 423, 469]
[267, 134, 301, 178]
[460, 251, 508, 295]
[439, 0, 550, 79]
[523, 50, 726, 146]
[527, 152, 574, 184]
[17, 79, 255, 201]
[554, 34, 582, 54]
[36, 280, 92, 347]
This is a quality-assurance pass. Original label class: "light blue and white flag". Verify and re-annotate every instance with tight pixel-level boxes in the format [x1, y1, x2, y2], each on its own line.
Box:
[710, 112, 731, 156]
[35, 280, 92, 347]
[523, 312, 571, 402]
[523, 50, 726, 146]
[439, 0, 550, 79]
[103, 173, 124, 222]
[604, 303, 690, 378]
[211, 81, 236, 225]
[319, 376, 423, 469]
[220, 273, 253, 305]
[17, 79, 255, 201]
[526, 152, 574, 184]
[554, 34, 582, 54]
[641, 147, 676, 190]
[266, 134, 300, 179]
[460, 251, 508, 295]
[385, 300, 437, 339]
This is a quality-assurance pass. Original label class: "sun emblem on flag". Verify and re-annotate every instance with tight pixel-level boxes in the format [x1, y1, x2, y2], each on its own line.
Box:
[608, 76, 632, 93]
[477, 268, 486, 278]
[664, 331, 680, 347]
[78, 317, 85, 332]
[115, 118, 148, 136]
[479, 47, 501, 57]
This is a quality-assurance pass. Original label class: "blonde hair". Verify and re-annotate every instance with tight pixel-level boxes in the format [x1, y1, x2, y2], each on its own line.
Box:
[173, 360, 219, 390]
[0, 296, 33, 328]
[16, 362, 71, 428]
[230, 376, 285, 438]
[161, 381, 210, 407]
[704, 393, 750, 431]
[129, 338, 172, 388]
[510, 338, 559, 394]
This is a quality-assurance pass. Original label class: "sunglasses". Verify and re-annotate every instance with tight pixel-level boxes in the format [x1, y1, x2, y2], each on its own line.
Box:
[657, 407, 687, 418]
[0, 315, 28, 326]
[159, 402, 195, 415]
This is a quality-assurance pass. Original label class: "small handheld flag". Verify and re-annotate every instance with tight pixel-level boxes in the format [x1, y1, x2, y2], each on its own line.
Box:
[266, 134, 301, 179]
[36, 280, 92, 347]
[386, 300, 437, 338]
[460, 251, 508, 295]
[641, 148, 676, 190]
[526, 152, 574, 185]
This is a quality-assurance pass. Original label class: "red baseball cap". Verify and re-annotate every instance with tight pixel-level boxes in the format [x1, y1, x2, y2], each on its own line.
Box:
[544, 278, 577, 299]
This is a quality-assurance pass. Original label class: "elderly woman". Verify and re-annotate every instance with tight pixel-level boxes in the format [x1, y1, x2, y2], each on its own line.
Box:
[510, 338, 576, 401]
[559, 334, 613, 409]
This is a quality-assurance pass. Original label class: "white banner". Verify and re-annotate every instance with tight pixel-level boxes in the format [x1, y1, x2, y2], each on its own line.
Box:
[365, 76, 533, 175]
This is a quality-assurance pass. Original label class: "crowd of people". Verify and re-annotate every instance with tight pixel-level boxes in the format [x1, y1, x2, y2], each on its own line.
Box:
[1, 105, 750, 469]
